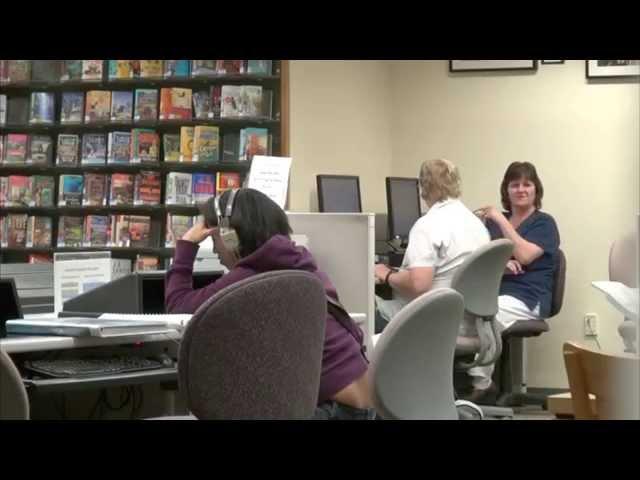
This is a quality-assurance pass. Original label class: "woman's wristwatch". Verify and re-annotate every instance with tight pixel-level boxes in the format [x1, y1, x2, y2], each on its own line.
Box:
[384, 268, 395, 286]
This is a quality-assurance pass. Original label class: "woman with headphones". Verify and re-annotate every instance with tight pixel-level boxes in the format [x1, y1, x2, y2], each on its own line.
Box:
[165, 187, 375, 420]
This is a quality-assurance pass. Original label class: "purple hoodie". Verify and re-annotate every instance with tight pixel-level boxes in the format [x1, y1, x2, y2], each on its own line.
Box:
[165, 234, 368, 404]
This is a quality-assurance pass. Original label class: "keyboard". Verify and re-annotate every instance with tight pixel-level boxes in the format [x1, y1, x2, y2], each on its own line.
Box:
[24, 356, 166, 378]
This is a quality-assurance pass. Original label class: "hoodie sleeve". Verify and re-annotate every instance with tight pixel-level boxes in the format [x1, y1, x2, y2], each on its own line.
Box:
[165, 240, 251, 314]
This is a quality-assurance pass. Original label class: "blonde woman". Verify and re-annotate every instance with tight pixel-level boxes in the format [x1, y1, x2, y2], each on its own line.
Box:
[374, 158, 490, 333]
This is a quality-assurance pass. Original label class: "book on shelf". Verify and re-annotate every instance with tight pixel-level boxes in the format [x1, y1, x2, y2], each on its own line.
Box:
[0, 135, 3, 163]
[107, 131, 131, 164]
[83, 173, 108, 206]
[216, 60, 244, 74]
[192, 90, 211, 119]
[193, 126, 219, 163]
[135, 255, 160, 271]
[4, 134, 28, 164]
[220, 85, 242, 118]
[247, 60, 273, 75]
[31, 60, 61, 83]
[163, 134, 180, 162]
[29, 92, 55, 124]
[6, 96, 29, 125]
[0, 94, 6, 125]
[216, 172, 242, 193]
[108, 60, 133, 80]
[60, 92, 85, 124]
[239, 127, 269, 162]
[129, 215, 152, 247]
[131, 129, 159, 164]
[134, 170, 161, 205]
[28, 135, 53, 165]
[109, 173, 135, 205]
[179, 126, 194, 162]
[57, 216, 84, 247]
[0, 60, 6, 83]
[8, 175, 31, 206]
[238, 85, 262, 118]
[0, 216, 5, 247]
[85, 91, 112, 123]
[58, 175, 84, 206]
[159, 88, 192, 120]
[0, 177, 8, 206]
[192, 173, 216, 204]
[82, 60, 103, 81]
[164, 60, 190, 79]
[222, 132, 240, 163]
[166, 214, 195, 247]
[110, 214, 130, 246]
[83, 215, 110, 246]
[81, 133, 107, 165]
[166, 172, 193, 205]
[134, 89, 158, 121]
[191, 60, 217, 77]
[26, 216, 52, 247]
[7, 60, 31, 83]
[56, 134, 80, 165]
[28, 253, 53, 263]
[60, 60, 82, 82]
[140, 60, 163, 78]
[7, 214, 28, 247]
[210, 85, 222, 119]
[110, 91, 134, 122]
[30, 176, 55, 207]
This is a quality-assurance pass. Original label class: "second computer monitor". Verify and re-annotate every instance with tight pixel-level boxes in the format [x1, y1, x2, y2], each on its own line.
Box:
[316, 175, 362, 213]
[385, 177, 422, 246]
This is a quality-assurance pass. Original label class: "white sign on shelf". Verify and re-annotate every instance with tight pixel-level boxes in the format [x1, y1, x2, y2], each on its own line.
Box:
[247, 155, 292, 209]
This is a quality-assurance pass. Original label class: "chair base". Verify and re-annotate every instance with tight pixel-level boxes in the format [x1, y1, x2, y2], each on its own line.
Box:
[497, 392, 548, 409]
[479, 405, 514, 419]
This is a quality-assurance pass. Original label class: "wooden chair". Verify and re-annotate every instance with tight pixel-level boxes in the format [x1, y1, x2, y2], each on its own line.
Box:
[563, 341, 640, 420]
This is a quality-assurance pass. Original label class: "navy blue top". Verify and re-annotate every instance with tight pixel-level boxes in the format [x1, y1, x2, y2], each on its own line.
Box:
[486, 211, 560, 318]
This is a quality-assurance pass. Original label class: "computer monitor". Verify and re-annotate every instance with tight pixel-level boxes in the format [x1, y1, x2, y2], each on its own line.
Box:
[0, 278, 22, 338]
[385, 177, 422, 247]
[316, 175, 362, 213]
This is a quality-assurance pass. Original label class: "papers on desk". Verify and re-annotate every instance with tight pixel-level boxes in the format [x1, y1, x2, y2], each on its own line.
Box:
[591, 281, 639, 321]
[98, 313, 192, 331]
[6, 316, 174, 338]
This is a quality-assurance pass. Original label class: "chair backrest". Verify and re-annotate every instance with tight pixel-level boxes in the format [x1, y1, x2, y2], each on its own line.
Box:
[609, 232, 638, 288]
[178, 270, 327, 420]
[0, 348, 29, 420]
[549, 248, 566, 318]
[563, 341, 640, 420]
[450, 239, 514, 318]
[370, 288, 464, 420]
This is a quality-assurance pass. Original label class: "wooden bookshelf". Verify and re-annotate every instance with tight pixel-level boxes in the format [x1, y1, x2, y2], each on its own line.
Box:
[0, 60, 290, 264]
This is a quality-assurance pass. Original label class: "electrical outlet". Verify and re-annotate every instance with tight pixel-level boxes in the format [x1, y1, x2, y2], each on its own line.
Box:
[584, 313, 599, 337]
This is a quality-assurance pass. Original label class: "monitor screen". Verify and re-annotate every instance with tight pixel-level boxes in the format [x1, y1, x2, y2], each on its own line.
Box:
[317, 175, 362, 213]
[386, 177, 421, 243]
[0, 278, 22, 337]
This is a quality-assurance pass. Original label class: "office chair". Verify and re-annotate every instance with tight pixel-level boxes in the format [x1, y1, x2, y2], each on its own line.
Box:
[370, 288, 464, 420]
[609, 232, 638, 353]
[178, 270, 327, 419]
[563, 341, 640, 420]
[495, 248, 566, 408]
[0, 348, 29, 420]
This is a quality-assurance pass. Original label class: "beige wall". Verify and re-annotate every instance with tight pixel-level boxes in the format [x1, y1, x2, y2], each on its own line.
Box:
[289, 60, 639, 388]
[288, 60, 392, 213]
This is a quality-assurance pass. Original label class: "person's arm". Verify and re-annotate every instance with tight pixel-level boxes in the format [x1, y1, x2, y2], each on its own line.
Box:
[374, 263, 434, 299]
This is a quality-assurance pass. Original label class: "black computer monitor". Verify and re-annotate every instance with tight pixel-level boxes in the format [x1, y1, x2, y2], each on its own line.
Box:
[316, 175, 362, 213]
[0, 278, 22, 338]
[385, 177, 422, 246]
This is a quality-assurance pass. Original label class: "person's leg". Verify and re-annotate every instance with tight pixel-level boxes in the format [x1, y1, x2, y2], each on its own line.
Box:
[374, 295, 406, 334]
[466, 296, 540, 393]
[313, 401, 376, 420]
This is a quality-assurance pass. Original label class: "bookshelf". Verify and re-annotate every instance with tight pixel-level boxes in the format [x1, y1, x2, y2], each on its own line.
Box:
[0, 60, 289, 265]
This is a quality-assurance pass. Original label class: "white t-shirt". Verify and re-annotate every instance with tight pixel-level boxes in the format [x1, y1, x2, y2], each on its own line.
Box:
[376, 198, 490, 322]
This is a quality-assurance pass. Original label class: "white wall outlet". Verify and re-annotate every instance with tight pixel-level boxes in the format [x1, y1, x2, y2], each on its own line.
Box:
[584, 313, 599, 337]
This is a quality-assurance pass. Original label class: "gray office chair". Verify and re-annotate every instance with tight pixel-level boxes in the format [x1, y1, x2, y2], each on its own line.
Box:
[609, 232, 638, 353]
[178, 270, 327, 420]
[0, 348, 29, 420]
[496, 248, 566, 408]
[452, 239, 515, 370]
[370, 288, 464, 420]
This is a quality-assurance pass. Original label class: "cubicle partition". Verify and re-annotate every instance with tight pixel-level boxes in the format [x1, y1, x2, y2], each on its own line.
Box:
[287, 212, 375, 352]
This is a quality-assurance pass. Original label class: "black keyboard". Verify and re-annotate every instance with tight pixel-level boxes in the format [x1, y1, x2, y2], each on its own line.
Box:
[24, 356, 166, 378]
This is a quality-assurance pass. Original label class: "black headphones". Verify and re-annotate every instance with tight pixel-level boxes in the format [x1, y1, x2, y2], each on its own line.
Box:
[213, 188, 240, 252]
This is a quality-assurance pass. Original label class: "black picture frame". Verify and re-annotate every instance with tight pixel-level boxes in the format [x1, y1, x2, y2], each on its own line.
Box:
[586, 60, 640, 79]
[449, 60, 538, 72]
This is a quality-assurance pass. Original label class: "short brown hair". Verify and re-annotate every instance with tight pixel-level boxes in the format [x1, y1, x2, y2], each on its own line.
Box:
[500, 162, 544, 211]
[419, 158, 461, 204]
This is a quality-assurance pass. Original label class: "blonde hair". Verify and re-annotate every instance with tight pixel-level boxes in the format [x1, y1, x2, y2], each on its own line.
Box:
[419, 158, 461, 204]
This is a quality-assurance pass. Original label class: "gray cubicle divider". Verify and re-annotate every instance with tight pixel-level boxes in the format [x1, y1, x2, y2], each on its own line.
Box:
[287, 212, 375, 352]
[1, 263, 54, 314]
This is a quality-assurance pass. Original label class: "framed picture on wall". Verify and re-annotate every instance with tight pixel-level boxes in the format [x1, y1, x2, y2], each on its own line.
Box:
[586, 60, 640, 78]
[449, 60, 537, 72]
